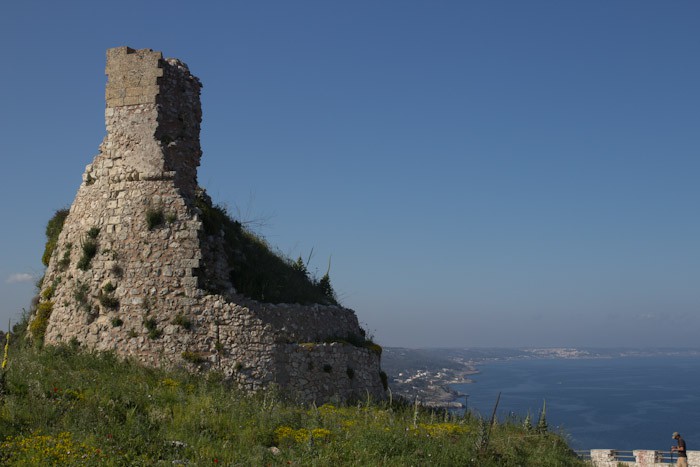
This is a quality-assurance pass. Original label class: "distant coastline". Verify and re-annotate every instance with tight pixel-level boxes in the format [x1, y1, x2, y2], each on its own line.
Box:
[382, 347, 700, 408]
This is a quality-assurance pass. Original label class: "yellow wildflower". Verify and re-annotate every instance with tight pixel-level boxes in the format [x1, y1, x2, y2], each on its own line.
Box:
[2, 331, 10, 370]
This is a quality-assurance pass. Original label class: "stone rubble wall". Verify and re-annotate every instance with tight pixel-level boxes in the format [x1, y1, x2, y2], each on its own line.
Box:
[34, 46, 385, 404]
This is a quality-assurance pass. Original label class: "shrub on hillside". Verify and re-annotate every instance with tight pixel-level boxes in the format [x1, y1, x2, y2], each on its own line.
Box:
[42, 209, 69, 267]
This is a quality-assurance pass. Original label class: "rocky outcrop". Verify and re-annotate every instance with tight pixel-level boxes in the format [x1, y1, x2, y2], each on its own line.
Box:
[33, 47, 385, 404]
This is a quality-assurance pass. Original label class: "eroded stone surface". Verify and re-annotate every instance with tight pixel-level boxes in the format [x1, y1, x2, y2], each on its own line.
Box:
[35, 47, 385, 404]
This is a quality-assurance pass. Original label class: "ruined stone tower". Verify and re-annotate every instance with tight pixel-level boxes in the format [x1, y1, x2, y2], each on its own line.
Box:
[34, 47, 385, 403]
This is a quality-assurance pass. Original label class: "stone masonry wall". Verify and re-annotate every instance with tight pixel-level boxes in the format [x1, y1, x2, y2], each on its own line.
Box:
[35, 47, 385, 404]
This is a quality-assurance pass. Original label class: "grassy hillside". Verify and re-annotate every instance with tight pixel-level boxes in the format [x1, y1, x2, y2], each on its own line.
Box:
[0, 326, 585, 466]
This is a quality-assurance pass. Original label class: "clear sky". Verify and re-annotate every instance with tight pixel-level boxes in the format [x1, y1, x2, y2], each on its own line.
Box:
[1, 1, 698, 348]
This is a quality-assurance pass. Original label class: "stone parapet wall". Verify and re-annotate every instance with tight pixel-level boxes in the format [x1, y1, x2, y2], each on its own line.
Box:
[588, 449, 700, 466]
[33, 46, 385, 404]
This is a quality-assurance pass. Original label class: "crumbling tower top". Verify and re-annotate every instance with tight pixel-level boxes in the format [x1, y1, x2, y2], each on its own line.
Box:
[100, 46, 203, 198]
[105, 47, 163, 108]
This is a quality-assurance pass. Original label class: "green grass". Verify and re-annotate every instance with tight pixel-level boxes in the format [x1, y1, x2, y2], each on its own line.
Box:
[0, 334, 585, 466]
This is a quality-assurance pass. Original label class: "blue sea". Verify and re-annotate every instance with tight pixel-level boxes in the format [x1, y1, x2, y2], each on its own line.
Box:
[451, 356, 700, 451]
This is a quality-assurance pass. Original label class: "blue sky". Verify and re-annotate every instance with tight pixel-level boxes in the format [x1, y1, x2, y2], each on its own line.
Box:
[1, 1, 698, 347]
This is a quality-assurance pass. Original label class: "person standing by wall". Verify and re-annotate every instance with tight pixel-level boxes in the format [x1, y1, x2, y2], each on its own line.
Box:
[672, 432, 687, 467]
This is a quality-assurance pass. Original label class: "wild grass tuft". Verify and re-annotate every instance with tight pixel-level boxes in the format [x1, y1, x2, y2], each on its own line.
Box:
[57, 244, 72, 271]
[73, 281, 91, 312]
[181, 351, 205, 364]
[172, 314, 193, 330]
[146, 207, 165, 231]
[77, 237, 98, 271]
[143, 318, 162, 339]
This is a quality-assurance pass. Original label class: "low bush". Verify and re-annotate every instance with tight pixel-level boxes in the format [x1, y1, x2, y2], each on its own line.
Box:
[143, 318, 162, 340]
[41, 209, 69, 267]
[172, 314, 193, 330]
[29, 301, 53, 343]
[77, 238, 98, 271]
[40, 286, 55, 301]
[98, 293, 119, 310]
[110, 317, 123, 327]
[57, 244, 71, 270]
[111, 264, 123, 277]
[181, 351, 205, 364]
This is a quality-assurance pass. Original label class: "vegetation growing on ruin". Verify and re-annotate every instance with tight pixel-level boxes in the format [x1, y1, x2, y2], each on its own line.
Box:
[146, 207, 165, 230]
[57, 243, 72, 271]
[98, 293, 119, 310]
[37, 190, 343, 314]
[181, 350, 205, 364]
[41, 209, 69, 267]
[143, 318, 163, 340]
[195, 191, 339, 305]
[325, 331, 383, 357]
[172, 313, 193, 330]
[98, 282, 119, 310]
[77, 236, 98, 271]
[73, 281, 91, 312]
[40, 286, 55, 301]
[28, 301, 53, 343]
[0, 329, 584, 466]
[110, 317, 123, 327]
